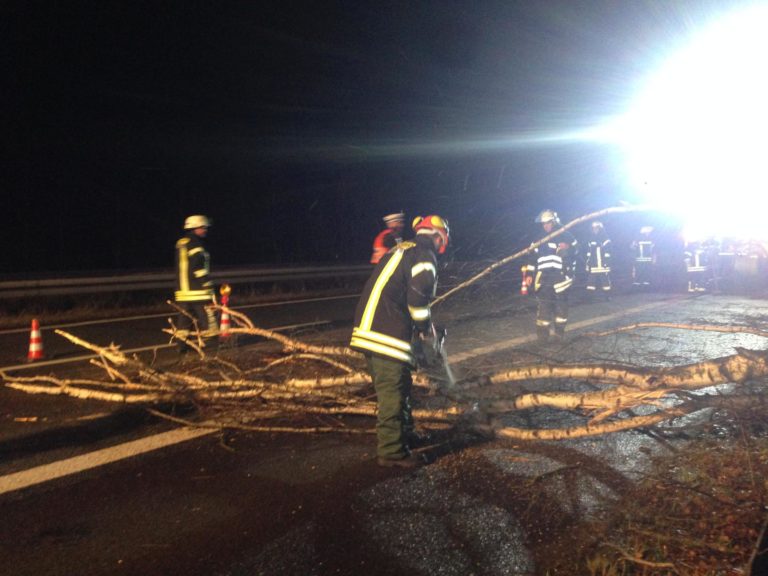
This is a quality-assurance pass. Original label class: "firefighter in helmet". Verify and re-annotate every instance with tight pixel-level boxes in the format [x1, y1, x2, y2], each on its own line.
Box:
[351, 214, 450, 468]
[631, 226, 655, 289]
[585, 221, 612, 300]
[684, 238, 712, 292]
[370, 212, 405, 264]
[524, 209, 578, 343]
[174, 215, 217, 353]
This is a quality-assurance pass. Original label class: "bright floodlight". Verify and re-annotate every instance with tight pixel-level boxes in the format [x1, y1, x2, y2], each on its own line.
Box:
[619, 5, 768, 240]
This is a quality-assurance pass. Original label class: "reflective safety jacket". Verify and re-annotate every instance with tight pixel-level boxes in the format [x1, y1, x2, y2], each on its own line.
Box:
[370, 228, 403, 264]
[685, 243, 710, 273]
[528, 229, 578, 294]
[351, 236, 437, 365]
[175, 233, 214, 303]
[586, 232, 612, 273]
[633, 238, 654, 263]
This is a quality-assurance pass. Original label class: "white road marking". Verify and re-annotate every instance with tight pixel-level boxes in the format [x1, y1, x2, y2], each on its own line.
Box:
[235, 294, 358, 310]
[0, 427, 216, 495]
[449, 299, 674, 364]
[1, 320, 330, 372]
[0, 294, 358, 335]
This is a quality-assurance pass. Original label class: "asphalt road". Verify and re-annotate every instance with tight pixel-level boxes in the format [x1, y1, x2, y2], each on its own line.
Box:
[0, 294, 360, 371]
[2, 289, 768, 574]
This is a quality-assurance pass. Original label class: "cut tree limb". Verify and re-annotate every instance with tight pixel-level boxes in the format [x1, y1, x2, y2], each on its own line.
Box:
[433, 204, 656, 306]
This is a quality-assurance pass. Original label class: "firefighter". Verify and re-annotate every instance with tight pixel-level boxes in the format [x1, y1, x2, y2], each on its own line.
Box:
[174, 215, 217, 353]
[631, 226, 655, 288]
[684, 239, 711, 292]
[525, 209, 578, 343]
[370, 212, 405, 264]
[585, 221, 612, 300]
[715, 238, 737, 292]
[351, 214, 450, 468]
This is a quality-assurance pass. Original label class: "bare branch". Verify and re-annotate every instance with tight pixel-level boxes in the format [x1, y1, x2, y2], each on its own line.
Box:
[433, 204, 656, 306]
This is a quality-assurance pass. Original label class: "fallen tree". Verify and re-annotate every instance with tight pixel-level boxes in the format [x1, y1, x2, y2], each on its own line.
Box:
[3, 307, 768, 442]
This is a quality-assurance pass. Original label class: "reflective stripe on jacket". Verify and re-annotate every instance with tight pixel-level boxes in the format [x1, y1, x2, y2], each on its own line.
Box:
[685, 248, 709, 272]
[634, 240, 654, 262]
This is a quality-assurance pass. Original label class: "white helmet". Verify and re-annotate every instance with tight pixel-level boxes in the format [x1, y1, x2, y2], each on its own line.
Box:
[535, 209, 560, 224]
[184, 215, 211, 230]
[382, 212, 405, 227]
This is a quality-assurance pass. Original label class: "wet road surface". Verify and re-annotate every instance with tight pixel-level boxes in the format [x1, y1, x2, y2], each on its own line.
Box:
[2, 289, 768, 574]
[0, 294, 359, 369]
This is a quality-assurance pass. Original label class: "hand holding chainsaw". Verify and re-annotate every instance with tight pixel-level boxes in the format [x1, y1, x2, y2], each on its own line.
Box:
[415, 324, 445, 367]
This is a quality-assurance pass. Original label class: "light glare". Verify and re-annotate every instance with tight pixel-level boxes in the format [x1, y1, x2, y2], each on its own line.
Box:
[619, 5, 768, 241]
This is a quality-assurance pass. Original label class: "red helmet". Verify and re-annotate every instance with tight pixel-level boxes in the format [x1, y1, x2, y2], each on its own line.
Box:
[412, 215, 450, 254]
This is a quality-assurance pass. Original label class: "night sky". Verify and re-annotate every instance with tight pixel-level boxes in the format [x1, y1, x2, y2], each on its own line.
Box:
[4, 1, 746, 275]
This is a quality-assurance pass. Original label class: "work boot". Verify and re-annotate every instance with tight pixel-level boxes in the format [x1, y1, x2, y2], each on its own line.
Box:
[377, 453, 426, 469]
[536, 326, 550, 343]
[554, 325, 566, 339]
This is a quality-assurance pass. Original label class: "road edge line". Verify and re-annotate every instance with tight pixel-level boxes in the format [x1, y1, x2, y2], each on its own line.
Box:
[0, 426, 215, 496]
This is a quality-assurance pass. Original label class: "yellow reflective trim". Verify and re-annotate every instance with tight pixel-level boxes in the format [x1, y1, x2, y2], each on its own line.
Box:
[350, 337, 413, 364]
[178, 244, 189, 292]
[193, 269, 208, 278]
[189, 247, 203, 256]
[352, 328, 411, 351]
[359, 248, 404, 330]
[175, 290, 214, 302]
[554, 277, 573, 293]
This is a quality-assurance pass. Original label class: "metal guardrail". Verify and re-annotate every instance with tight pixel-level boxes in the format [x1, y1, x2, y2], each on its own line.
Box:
[0, 265, 374, 299]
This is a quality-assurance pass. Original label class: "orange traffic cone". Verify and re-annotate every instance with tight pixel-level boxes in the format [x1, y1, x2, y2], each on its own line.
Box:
[219, 284, 232, 340]
[27, 319, 44, 361]
[219, 308, 231, 339]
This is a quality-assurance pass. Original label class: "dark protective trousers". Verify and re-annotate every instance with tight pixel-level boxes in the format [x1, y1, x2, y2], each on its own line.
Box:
[175, 301, 217, 353]
[366, 354, 414, 459]
[535, 284, 569, 340]
[632, 261, 653, 286]
[586, 271, 611, 293]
